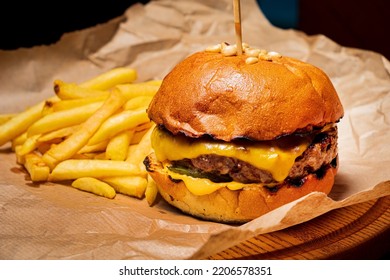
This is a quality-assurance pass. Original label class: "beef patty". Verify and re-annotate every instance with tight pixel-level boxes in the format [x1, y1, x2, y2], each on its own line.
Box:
[169, 127, 338, 184]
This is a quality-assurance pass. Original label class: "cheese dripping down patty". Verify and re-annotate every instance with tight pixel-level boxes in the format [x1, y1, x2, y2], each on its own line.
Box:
[151, 127, 316, 196]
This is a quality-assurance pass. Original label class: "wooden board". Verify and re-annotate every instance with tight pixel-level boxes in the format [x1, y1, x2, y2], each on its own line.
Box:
[209, 195, 390, 259]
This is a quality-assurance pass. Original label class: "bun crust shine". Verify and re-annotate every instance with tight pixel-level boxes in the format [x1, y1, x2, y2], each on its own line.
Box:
[147, 51, 344, 141]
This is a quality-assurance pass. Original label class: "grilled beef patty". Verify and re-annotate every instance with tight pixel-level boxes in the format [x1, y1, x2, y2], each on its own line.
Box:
[170, 127, 338, 184]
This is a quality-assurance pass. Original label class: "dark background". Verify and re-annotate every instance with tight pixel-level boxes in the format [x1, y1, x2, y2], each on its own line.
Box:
[0, 0, 388, 60]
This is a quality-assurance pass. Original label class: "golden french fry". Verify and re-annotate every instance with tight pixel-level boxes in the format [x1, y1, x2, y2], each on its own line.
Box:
[0, 101, 45, 147]
[54, 80, 109, 100]
[18, 134, 41, 156]
[12, 132, 27, 151]
[126, 144, 138, 159]
[123, 96, 153, 110]
[88, 108, 149, 145]
[130, 131, 147, 145]
[71, 177, 116, 199]
[130, 124, 153, 144]
[48, 159, 140, 181]
[27, 102, 102, 137]
[116, 83, 160, 99]
[102, 176, 147, 198]
[38, 125, 80, 143]
[14, 145, 26, 165]
[126, 124, 155, 173]
[135, 122, 153, 132]
[144, 80, 163, 86]
[42, 89, 126, 169]
[145, 174, 158, 206]
[41, 99, 57, 116]
[0, 114, 16, 125]
[93, 152, 107, 160]
[105, 130, 134, 161]
[36, 142, 57, 155]
[71, 153, 96, 160]
[79, 67, 137, 90]
[49, 96, 107, 111]
[24, 153, 50, 182]
[78, 140, 109, 154]
[39, 96, 61, 116]
[42, 97, 62, 117]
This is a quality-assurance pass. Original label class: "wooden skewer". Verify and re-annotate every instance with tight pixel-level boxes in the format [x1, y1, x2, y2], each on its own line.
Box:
[233, 0, 243, 55]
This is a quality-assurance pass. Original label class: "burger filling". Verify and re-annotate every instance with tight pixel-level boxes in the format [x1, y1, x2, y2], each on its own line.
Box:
[150, 126, 338, 195]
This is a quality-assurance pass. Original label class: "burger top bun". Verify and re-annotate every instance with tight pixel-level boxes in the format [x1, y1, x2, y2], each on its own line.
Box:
[147, 51, 344, 141]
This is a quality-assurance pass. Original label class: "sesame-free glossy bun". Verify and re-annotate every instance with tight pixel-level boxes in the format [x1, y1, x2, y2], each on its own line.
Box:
[144, 153, 337, 223]
[147, 51, 344, 141]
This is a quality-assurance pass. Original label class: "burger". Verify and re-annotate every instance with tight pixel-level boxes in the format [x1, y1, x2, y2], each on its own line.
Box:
[143, 43, 344, 223]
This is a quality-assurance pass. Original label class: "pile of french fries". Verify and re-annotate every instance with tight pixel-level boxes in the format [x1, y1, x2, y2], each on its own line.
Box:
[0, 67, 159, 205]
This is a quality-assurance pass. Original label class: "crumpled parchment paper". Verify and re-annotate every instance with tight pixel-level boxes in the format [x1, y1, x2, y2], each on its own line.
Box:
[0, 0, 389, 260]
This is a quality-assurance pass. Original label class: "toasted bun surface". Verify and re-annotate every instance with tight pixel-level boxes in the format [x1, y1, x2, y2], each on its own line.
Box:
[147, 51, 344, 141]
[145, 153, 337, 223]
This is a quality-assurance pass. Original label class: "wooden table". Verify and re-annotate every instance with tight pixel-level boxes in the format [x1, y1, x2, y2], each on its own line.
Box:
[209, 195, 390, 260]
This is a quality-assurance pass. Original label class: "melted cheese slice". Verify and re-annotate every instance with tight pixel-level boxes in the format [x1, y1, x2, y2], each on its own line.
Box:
[164, 165, 247, 195]
[151, 127, 311, 195]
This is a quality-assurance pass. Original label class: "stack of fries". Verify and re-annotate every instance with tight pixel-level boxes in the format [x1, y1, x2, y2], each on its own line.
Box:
[0, 67, 159, 205]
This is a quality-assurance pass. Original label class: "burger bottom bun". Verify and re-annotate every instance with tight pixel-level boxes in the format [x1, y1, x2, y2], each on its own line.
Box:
[145, 153, 337, 223]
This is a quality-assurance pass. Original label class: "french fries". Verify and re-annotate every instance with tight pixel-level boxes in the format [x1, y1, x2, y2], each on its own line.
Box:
[27, 102, 103, 136]
[126, 124, 155, 175]
[79, 67, 137, 90]
[123, 95, 153, 110]
[87, 108, 150, 145]
[77, 140, 109, 154]
[0, 101, 46, 147]
[1, 67, 160, 205]
[24, 152, 50, 182]
[12, 132, 27, 151]
[116, 83, 161, 99]
[38, 125, 80, 143]
[71, 177, 116, 199]
[17, 134, 41, 156]
[48, 159, 140, 181]
[42, 88, 127, 169]
[0, 114, 15, 125]
[54, 80, 109, 100]
[102, 176, 147, 198]
[105, 130, 134, 161]
[145, 174, 158, 206]
[46, 95, 106, 112]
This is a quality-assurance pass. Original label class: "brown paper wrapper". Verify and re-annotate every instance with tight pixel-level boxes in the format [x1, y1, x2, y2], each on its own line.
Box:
[0, 0, 389, 259]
